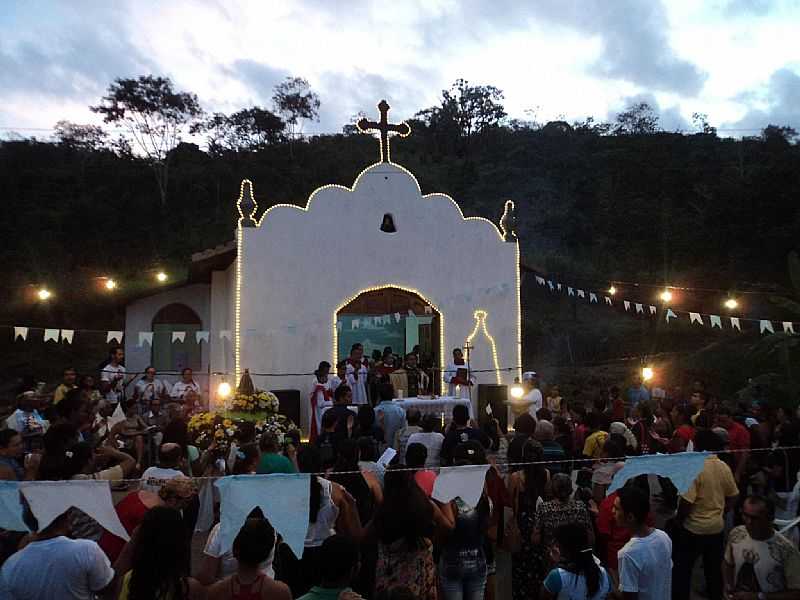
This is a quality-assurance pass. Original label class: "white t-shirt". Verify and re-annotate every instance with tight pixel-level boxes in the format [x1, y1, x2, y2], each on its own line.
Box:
[524, 388, 543, 417]
[543, 556, 611, 600]
[0, 536, 114, 599]
[134, 378, 170, 403]
[203, 522, 275, 579]
[139, 466, 184, 493]
[618, 528, 673, 600]
[407, 431, 445, 468]
[170, 380, 199, 401]
[100, 363, 126, 405]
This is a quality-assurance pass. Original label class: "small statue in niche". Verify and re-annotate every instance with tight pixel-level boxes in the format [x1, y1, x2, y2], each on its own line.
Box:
[500, 200, 517, 242]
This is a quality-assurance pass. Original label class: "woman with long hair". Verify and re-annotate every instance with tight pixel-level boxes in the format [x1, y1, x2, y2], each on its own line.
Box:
[541, 523, 610, 600]
[507, 439, 550, 600]
[534, 474, 594, 561]
[119, 506, 205, 599]
[368, 465, 454, 599]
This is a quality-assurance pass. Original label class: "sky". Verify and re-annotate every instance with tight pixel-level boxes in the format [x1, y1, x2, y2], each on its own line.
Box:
[1, 0, 799, 140]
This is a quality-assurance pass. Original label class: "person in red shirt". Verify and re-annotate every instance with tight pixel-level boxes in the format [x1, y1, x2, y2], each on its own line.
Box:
[98, 476, 196, 562]
[671, 405, 696, 445]
[406, 442, 436, 496]
[717, 407, 751, 482]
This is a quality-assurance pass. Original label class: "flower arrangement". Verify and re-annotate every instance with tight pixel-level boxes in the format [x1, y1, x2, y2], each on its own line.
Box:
[230, 389, 280, 414]
[188, 413, 239, 451]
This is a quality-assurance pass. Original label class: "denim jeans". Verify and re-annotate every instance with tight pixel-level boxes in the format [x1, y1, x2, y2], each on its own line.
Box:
[439, 554, 488, 600]
[671, 526, 724, 600]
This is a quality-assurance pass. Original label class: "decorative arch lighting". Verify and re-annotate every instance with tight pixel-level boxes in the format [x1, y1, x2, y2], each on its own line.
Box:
[660, 290, 673, 303]
[724, 298, 738, 310]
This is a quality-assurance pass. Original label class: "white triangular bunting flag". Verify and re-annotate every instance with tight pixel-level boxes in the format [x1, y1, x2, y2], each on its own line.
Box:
[394, 313, 401, 323]
[731, 317, 741, 331]
[624, 301, 631, 311]
[690, 313, 703, 325]
[568, 287, 575, 296]
[138, 331, 153, 347]
[649, 305, 657, 315]
[44, 329, 59, 342]
[589, 293, 598, 303]
[760, 320, 774, 334]
[61, 329, 74, 344]
[577, 289, 585, 298]
[635, 303, 644, 314]
[352, 319, 359, 330]
[547, 280, 554, 291]
[535, 276, 545, 286]
[424, 306, 432, 314]
[220, 330, 231, 341]
[783, 322, 795, 334]
[172, 331, 185, 343]
[336, 321, 342, 332]
[665, 309, 677, 322]
[557, 283, 562, 291]
[14, 327, 28, 341]
[407, 309, 414, 316]
[604, 296, 612, 305]
[107, 331, 123, 344]
[710, 315, 722, 329]
[196, 331, 210, 344]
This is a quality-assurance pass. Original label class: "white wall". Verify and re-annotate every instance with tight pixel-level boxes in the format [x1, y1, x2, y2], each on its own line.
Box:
[124, 284, 211, 391]
[238, 163, 521, 432]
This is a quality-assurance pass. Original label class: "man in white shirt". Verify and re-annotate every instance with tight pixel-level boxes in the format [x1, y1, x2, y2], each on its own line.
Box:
[170, 368, 201, 410]
[615, 484, 672, 600]
[100, 346, 127, 408]
[0, 508, 117, 599]
[140, 443, 185, 493]
[444, 348, 475, 399]
[521, 371, 543, 418]
[133, 366, 170, 413]
[345, 344, 369, 405]
[407, 413, 445, 468]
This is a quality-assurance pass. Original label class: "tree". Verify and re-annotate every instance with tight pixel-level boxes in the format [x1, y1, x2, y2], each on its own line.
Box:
[191, 107, 285, 154]
[691, 112, 717, 136]
[53, 121, 108, 151]
[613, 102, 660, 135]
[272, 77, 320, 140]
[91, 75, 202, 205]
[762, 124, 798, 145]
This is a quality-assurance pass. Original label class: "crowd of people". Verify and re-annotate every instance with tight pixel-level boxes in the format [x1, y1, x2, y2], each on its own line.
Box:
[3, 345, 800, 600]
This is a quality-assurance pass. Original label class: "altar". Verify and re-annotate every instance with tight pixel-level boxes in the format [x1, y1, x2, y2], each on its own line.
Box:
[393, 397, 474, 421]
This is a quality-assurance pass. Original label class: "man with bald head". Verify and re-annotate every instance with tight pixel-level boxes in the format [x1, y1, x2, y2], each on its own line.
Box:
[535, 419, 567, 473]
[140, 443, 185, 493]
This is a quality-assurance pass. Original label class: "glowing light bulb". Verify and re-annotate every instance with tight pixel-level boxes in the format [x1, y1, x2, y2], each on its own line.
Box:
[510, 378, 524, 399]
[642, 367, 654, 381]
[217, 381, 232, 399]
[608, 286, 617, 295]
[37, 288, 51, 301]
[156, 272, 168, 283]
[105, 279, 117, 290]
[660, 290, 673, 303]
[724, 298, 738, 310]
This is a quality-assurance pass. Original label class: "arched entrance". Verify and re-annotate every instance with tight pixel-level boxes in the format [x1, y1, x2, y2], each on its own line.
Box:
[152, 303, 202, 373]
[335, 286, 442, 394]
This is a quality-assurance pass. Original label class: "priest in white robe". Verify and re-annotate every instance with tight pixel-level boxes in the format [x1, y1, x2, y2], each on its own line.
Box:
[444, 347, 475, 399]
[345, 343, 369, 405]
[309, 361, 336, 441]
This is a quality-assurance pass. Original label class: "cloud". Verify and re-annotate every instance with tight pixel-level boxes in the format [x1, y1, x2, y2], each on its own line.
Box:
[723, 67, 800, 132]
[225, 60, 291, 106]
[724, 0, 775, 17]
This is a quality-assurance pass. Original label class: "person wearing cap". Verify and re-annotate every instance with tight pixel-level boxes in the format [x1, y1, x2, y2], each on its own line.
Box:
[520, 372, 543, 419]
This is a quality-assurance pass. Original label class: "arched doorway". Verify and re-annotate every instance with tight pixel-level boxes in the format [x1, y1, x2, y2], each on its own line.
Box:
[335, 286, 442, 393]
[152, 303, 202, 373]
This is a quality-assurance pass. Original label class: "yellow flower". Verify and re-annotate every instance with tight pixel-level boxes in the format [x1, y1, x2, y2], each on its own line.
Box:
[214, 430, 224, 439]
[223, 419, 233, 428]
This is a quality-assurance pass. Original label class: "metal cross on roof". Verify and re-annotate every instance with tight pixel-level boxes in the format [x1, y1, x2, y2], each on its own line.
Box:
[357, 100, 411, 163]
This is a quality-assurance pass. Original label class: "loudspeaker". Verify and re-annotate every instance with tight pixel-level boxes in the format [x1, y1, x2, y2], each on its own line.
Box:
[477, 384, 508, 433]
[271, 389, 301, 429]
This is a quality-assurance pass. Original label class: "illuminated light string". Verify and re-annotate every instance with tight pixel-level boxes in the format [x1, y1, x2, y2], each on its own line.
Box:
[514, 240, 523, 381]
[465, 310, 502, 385]
[533, 275, 800, 331]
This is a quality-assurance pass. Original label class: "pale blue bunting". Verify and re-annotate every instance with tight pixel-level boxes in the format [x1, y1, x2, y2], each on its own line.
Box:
[215, 474, 310, 559]
[0, 481, 29, 532]
[608, 452, 709, 495]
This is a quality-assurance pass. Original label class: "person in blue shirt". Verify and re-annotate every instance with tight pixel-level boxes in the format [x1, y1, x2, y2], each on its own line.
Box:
[374, 383, 406, 452]
[627, 376, 650, 409]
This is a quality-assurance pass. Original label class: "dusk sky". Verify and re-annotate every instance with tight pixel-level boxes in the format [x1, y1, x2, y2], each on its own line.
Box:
[1, 0, 799, 140]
